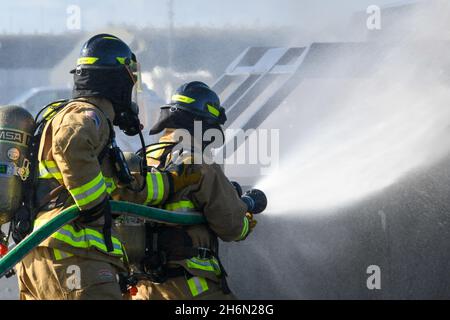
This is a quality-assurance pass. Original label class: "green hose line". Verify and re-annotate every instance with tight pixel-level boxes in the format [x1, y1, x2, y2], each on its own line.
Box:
[0, 201, 205, 278]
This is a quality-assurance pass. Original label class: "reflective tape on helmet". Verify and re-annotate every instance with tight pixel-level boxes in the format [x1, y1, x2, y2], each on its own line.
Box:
[77, 57, 99, 65]
[186, 257, 221, 276]
[144, 172, 165, 205]
[68, 172, 107, 209]
[172, 94, 195, 104]
[102, 36, 120, 40]
[187, 276, 209, 297]
[206, 104, 220, 117]
[116, 57, 127, 65]
[237, 216, 249, 241]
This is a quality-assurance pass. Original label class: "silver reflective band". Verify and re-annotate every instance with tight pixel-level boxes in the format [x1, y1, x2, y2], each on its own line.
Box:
[72, 179, 105, 202]
[150, 173, 159, 202]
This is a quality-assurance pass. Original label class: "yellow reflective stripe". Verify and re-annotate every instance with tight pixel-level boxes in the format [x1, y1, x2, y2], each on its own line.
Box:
[43, 161, 62, 179]
[144, 172, 165, 205]
[165, 200, 195, 212]
[51, 224, 123, 255]
[104, 176, 117, 194]
[146, 143, 174, 159]
[172, 94, 195, 104]
[53, 248, 74, 261]
[144, 173, 155, 205]
[116, 57, 127, 65]
[68, 172, 107, 208]
[53, 248, 62, 260]
[38, 162, 52, 179]
[77, 57, 99, 65]
[207, 104, 220, 117]
[34, 220, 123, 256]
[186, 257, 221, 276]
[103, 36, 119, 40]
[39, 161, 63, 180]
[156, 172, 164, 203]
[147, 148, 164, 159]
[42, 102, 64, 121]
[43, 102, 64, 120]
[237, 216, 249, 240]
[187, 277, 209, 297]
[43, 109, 57, 120]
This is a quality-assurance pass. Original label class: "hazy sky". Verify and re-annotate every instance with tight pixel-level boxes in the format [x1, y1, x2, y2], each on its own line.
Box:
[0, 0, 419, 34]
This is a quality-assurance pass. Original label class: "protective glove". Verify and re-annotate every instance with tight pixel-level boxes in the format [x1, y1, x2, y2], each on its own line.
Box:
[246, 212, 258, 233]
[236, 212, 257, 242]
[167, 163, 202, 194]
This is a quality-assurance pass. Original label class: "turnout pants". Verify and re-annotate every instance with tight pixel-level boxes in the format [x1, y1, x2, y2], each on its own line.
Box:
[133, 277, 236, 300]
[17, 246, 124, 300]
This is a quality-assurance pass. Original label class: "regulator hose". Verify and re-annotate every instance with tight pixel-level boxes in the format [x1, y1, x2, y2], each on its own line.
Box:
[0, 200, 205, 278]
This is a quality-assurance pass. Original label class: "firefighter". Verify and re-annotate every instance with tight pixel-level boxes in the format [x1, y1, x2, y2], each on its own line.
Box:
[16, 34, 199, 300]
[133, 81, 257, 300]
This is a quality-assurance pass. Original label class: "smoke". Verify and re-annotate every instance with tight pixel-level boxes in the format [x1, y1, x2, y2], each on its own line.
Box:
[141, 66, 214, 102]
[256, 0, 450, 213]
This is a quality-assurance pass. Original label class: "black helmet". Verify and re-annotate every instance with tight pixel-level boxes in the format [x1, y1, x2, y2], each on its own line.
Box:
[169, 81, 226, 125]
[149, 82, 227, 136]
[72, 34, 141, 136]
[72, 34, 137, 71]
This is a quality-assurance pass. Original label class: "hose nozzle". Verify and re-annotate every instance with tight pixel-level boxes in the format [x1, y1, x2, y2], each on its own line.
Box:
[241, 189, 267, 214]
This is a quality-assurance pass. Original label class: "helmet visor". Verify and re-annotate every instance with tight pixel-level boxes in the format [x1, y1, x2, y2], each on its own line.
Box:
[125, 60, 141, 85]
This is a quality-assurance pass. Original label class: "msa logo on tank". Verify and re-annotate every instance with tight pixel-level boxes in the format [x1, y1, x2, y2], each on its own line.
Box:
[0, 128, 31, 178]
[0, 128, 31, 146]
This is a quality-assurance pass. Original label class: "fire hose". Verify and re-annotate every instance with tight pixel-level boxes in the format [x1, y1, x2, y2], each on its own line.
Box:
[0, 201, 206, 278]
[0, 186, 266, 278]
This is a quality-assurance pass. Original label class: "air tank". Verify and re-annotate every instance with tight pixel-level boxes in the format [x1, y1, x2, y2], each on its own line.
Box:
[0, 106, 35, 225]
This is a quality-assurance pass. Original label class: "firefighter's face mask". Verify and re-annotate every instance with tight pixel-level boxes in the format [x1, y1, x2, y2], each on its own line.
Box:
[115, 100, 142, 136]
[115, 58, 143, 136]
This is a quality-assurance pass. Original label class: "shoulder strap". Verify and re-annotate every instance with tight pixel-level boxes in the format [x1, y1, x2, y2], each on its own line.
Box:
[145, 142, 178, 170]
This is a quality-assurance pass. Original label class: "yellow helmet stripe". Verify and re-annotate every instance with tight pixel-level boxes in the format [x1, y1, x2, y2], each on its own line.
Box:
[172, 94, 196, 104]
[207, 104, 220, 117]
[116, 57, 127, 65]
[77, 57, 99, 65]
[102, 36, 120, 40]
